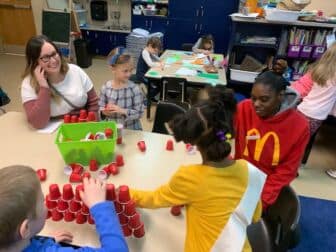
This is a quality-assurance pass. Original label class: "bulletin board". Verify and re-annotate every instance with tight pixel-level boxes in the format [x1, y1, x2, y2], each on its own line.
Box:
[42, 11, 71, 43]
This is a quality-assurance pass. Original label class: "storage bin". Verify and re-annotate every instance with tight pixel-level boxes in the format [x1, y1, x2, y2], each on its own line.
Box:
[143, 9, 157, 16]
[300, 45, 313, 58]
[55, 121, 117, 165]
[312, 46, 326, 59]
[230, 68, 260, 83]
[287, 44, 301, 58]
[265, 8, 300, 22]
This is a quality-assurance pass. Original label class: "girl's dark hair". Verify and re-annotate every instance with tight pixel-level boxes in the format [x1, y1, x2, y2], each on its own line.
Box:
[168, 88, 236, 162]
[255, 70, 288, 94]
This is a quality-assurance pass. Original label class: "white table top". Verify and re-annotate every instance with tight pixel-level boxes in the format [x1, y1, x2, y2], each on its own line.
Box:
[145, 49, 227, 86]
[0, 112, 202, 251]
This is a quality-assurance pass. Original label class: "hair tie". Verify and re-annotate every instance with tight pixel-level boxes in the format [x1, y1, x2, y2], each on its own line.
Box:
[108, 47, 126, 65]
[216, 131, 232, 143]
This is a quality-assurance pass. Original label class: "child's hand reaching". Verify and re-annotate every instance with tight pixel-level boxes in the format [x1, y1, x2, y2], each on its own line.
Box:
[50, 230, 73, 243]
[80, 177, 106, 209]
[102, 103, 127, 116]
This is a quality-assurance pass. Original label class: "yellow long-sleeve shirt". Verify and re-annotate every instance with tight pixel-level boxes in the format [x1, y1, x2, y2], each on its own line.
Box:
[131, 159, 262, 252]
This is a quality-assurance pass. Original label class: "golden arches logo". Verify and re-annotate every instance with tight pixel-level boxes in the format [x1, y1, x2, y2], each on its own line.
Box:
[243, 129, 280, 166]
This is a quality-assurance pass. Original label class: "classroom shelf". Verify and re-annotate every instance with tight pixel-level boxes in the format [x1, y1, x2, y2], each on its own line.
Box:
[233, 43, 278, 49]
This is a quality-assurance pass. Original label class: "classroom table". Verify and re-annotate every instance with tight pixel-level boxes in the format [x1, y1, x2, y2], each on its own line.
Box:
[144, 49, 227, 118]
[0, 112, 202, 251]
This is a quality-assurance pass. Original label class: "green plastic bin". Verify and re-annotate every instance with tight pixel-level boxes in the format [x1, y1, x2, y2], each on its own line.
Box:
[55, 121, 117, 165]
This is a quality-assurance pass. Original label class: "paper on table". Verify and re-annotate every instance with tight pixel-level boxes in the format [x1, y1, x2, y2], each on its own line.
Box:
[165, 57, 179, 64]
[230, 13, 259, 19]
[37, 120, 62, 134]
[196, 53, 206, 59]
[175, 67, 197, 76]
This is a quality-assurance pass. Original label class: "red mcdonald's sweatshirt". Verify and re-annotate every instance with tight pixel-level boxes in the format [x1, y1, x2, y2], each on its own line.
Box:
[235, 98, 309, 209]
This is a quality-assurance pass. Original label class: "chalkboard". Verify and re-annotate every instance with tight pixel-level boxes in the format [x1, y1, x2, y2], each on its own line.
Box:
[42, 11, 70, 43]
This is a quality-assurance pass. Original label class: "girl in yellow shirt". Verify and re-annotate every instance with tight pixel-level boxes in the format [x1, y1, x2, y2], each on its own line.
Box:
[131, 89, 265, 252]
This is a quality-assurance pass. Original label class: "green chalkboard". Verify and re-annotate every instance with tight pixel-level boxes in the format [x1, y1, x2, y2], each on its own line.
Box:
[42, 11, 70, 43]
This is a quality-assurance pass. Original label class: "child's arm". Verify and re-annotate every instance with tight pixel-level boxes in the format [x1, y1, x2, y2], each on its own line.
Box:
[131, 166, 198, 208]
[192, 38, 202, 53]
[290, 72, 313, 98]
[142, 49, 161, 68]
[124, 85, 144, 121]
[30, 178, 129, 252]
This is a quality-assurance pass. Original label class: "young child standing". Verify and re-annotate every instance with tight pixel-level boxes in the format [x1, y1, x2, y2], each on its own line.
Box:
[291, 42, 336, 178]
[99, 47, 144, 130]
[0, 165, 128, 252]
[192, 34, 215, 55]
[131, 90, 266, 252]
[135, 37, 163, 102]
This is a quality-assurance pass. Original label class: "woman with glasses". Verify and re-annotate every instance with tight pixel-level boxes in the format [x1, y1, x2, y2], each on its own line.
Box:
[21, 35, 99, 129]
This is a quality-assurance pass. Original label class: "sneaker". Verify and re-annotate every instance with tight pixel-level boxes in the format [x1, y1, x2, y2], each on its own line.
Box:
[326, 169, 336, 179]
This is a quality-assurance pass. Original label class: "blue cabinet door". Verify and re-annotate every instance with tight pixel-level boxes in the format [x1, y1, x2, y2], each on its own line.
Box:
[132, 15, 150, 30]
[168, 0, 201, 19]
[148, 16, 168, 33]
[82, 29, 100, 55]
[198, 0, 239, 54]
[166, 19, 199, 50]
[115, 32, 127, 48]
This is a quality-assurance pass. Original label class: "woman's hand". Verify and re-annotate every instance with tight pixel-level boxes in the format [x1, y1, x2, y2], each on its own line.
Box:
[34, 65, 49, 88]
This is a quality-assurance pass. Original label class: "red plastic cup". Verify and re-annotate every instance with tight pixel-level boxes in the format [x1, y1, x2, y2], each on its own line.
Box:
[82, 172, 91, 180]
[115, 154, 124, 167]
[166, 140, 174, 151]
[118, 213, 129, 225]
[49, 184, 61, 200]
[137, 141, 146, 152]
[128, 213, 141, 229]
[75, 212, 87, 224]
[89, 159, 99, 171]
[64, 114, 71, 123]
[88, 215, 95, 225]
[78, 118, 87, 123]
[64, 210, 76, 222]
[85, 132, 95, 140]
[122, 224, 132, 237]
[170, 206, 182, 216]
[133, 223, 145, 238]
[51, 209, 63, 221]
[81, 204, 90, 215]
[75, 184, 84, 201]
[117, 137, 123, 145]
[57, 199, 69, 212]
[109, 163, 119, 176]
[70, 173, 82, 183]
[105, 128, 113, 138]
[106, 184, 116, 201]
[36, 168, 47, 181]
[70, 115, 78, 123]
[124, 200, 136, 216]
[114, 202, 123, 214]
[62, 184, 74, 201]
[98, 166, 111, 180]
[118, 185, 131, 203]
[79, 109, 87, 119]
[45, 195, 57, 209]
[71, 164, 84, 175]
[87, 111, 96, 122]
[69, 200, 81, 212]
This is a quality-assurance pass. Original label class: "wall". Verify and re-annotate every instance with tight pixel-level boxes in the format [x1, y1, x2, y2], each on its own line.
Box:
[304, 0, 335, 16]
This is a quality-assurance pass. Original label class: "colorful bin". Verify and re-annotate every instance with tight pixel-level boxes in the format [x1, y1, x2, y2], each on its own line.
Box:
[55, 121, 117, 165]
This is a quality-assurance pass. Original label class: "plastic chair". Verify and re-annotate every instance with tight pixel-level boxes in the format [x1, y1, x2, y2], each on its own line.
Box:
[181, 43, 193, 51]
[247, 219, 274, 252]
[263, 186, 301, 252]
[152, 101, 186, 134]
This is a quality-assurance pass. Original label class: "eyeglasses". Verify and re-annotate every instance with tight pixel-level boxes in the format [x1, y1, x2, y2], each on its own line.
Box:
[39, 51, 59, 63]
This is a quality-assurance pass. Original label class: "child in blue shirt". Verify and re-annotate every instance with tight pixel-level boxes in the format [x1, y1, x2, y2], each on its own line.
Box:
[0, 165, 128, 252]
